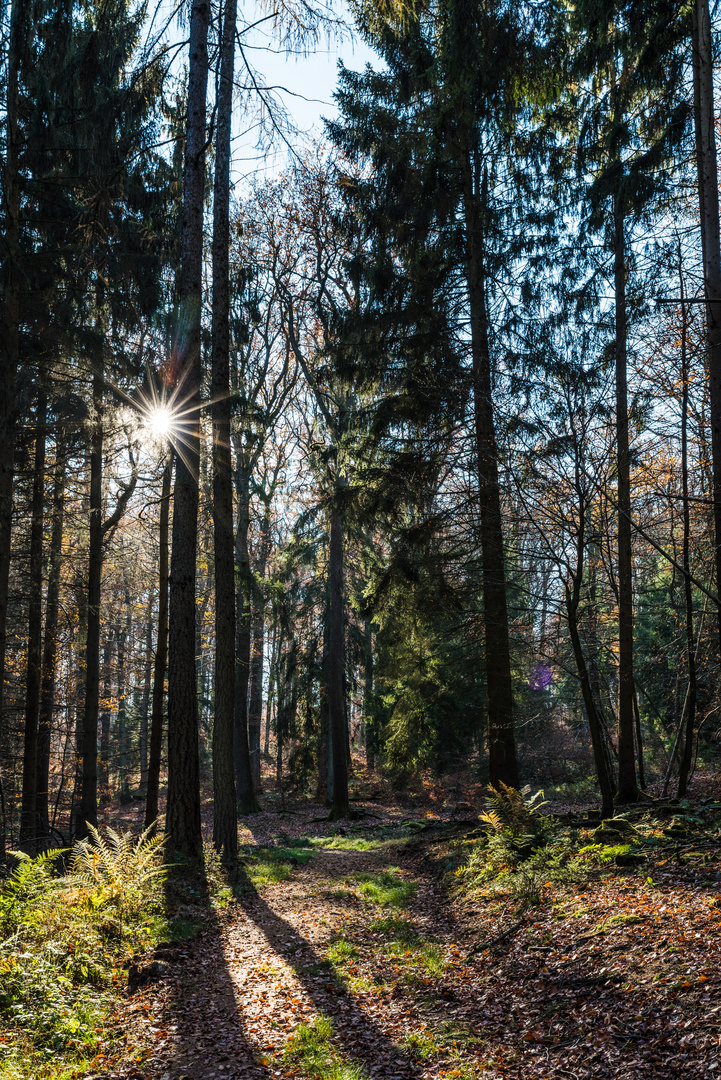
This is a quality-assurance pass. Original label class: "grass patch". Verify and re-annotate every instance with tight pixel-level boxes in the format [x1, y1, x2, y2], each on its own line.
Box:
[322, 886, 356, 901]
[357, 869, 417, 907]
[327, 937, 359, 966]
[242, 849, 293, 887]
[284, 1014, 367, 1080]
[311, 836, 383, 852]
[402, 1030, 440, 1060]
[239, 843, 314, 889]
[369, 916, 420, 943]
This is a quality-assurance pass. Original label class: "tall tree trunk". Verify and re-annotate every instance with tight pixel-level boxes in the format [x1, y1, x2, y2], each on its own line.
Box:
[691, 0, 721, 654]
[234, 463, 258, 812]
[0, 0, 24, 858]
[613, 199, 638, 803]
[77, 370, 104, 836]
[36, 438, 66, 836]
[327, 503, 349, 817]
[98, 638, 112, 797]
[363, 617, 374, 769]
[316, 612, 330, 804]
[20, 389, 46, 842]
[145, 453, 171, 831]
[116, 587, 131, 803]
[70, 575, 88, 836]
[139, 597, 154, 793]
[264, 619, 277, 756]
[166, 0, 210, 860]
[211, 0, 239, 858]
[564, 472, 615, 818]
[461, 153, 518, 789]
[678, 279, 698, 797]
[248, 507, 270, 792]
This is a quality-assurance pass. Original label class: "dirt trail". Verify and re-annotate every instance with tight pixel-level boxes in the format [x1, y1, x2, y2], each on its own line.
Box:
[122, 843, 458, 1080]
[114, 803, 721, 1080]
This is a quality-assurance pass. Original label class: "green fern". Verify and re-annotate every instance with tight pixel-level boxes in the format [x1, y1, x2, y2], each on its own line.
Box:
[69, 822, 167, 915]
[0, 848, 63, 937]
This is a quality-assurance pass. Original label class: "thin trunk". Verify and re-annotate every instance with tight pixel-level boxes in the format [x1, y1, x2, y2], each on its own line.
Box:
[116, 588, 131, 803]
[36, 439, 66, 836]
[692, 0, 721, 654]
[566, 598, 615, 819]
[70, 578, 88, 836]
[234, 463, 258, 812]
[0, 0, 23, 856]
[461, 153, 518, 789]
[166, 0, 210, 860]
[139, 598, 154, 792]
[20, 389, 46, 842]
[145, 454, 171, 832]
[264, 620, 277, 757]
[211, 0, 239, 859]
[613, 198, 638, 803]
[633, 686, 646, 791]
[248, 508, 270, 792]
[77, 371, 103, 835]
[678, 280, 698, 797]
[98, 638, 112, 797]
[327, 504, 349, 817]
[363, 617, 374, 769]
[317, 613, 329, 804]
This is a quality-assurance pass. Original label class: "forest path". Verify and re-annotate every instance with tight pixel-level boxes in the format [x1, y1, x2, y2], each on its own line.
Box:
[114, 806, 721, 1080]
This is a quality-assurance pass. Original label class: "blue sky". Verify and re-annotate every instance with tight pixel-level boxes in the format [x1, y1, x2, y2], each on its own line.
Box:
[229, 1, 380, 183]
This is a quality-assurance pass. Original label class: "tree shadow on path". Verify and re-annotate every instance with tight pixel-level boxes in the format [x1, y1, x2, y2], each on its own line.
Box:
[231, 855, 424, 1079]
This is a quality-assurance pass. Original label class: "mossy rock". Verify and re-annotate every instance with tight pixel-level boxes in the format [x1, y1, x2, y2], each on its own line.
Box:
[593, 818, 637, 843]
[615, 851, 647, 867]
[663, 823, 688, 838]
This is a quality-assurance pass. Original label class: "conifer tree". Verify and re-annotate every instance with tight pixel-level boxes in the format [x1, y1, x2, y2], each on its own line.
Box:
[329, 0, 567, 786]
[572, 0, 688, 801]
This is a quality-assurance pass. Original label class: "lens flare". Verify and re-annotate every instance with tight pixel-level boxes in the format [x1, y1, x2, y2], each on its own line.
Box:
[148, 406, 173, 439]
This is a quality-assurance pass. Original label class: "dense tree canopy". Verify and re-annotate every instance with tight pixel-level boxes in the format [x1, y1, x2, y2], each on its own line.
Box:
[1, 0, 720, 861]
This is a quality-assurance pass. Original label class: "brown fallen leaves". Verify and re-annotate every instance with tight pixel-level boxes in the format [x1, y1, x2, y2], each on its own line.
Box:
[107, 783, 720, 1080]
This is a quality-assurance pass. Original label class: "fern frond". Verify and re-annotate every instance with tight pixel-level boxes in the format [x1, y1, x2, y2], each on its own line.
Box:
[479, 810, 504, 832]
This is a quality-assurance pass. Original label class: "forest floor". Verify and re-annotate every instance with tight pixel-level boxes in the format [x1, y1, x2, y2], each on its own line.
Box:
[88, 767, 721, 1080]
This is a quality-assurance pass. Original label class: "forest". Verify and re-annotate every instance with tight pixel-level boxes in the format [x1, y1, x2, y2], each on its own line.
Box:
[1, 0, 721, 1077]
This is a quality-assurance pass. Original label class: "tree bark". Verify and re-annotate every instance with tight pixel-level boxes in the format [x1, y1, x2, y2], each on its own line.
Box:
[363, 617, 374, 769]
[145, 453, 171, 832]
[248, 507, 270, 791]
[98, 638, 112, 797]
[211, 0, 239, 859]
[70, 575, 88, 836]
[116, 587, 131, 803]
[0, 0, 24, 854]
[36, 438, 66, 836]
[691, 0, 721, 655]
[20, 388, 47, 842]
[461, 151, 518, 789]
[327, 504, 349, 817]
[678, 278, 698, 797]
[234, 462, 259, 812]
[613, 199, 638, 803]
[166, 0, 210, 860]
[139, 596, 154, 793]
[77, 370, 104, 836]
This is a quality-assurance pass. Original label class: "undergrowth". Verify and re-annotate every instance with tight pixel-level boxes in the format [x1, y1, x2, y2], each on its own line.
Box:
[0, 824, 168, 1080]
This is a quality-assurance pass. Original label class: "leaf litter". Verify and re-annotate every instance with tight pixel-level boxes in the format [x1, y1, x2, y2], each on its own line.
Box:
[101, 779, 720, 1080]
